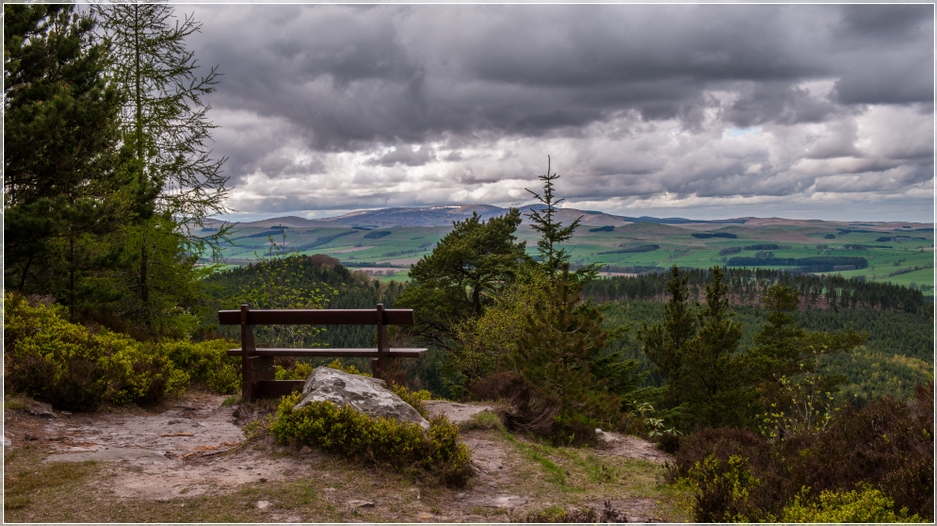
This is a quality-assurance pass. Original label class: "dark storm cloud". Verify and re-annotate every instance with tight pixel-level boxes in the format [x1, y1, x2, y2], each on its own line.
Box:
[178, 4, 932, 222]
[725, 82, 838, 127]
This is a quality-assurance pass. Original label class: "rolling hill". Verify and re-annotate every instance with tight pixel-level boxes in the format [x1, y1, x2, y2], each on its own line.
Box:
[201, 206, 935, 294]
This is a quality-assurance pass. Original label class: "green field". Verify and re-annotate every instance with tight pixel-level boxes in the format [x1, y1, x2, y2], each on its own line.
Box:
[207, 220, 935, 294]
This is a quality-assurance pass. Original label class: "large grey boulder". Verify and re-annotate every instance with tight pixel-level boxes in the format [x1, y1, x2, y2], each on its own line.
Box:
[295, 366, 430, 430]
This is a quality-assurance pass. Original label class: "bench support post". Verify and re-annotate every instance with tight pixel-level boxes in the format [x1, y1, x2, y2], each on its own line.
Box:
[372, 303, 389, 380]
[240, 303, 272, 403]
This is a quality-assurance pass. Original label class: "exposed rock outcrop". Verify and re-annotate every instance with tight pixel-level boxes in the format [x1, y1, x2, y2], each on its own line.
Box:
[295, 366, 429, 430]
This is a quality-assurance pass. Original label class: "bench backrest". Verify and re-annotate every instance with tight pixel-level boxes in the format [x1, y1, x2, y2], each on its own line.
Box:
[217, 307, 414, 326]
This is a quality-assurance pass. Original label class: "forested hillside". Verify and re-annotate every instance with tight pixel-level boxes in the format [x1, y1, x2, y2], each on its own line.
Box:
[202, 254, 405, 350]
[584, 267, 932, 315]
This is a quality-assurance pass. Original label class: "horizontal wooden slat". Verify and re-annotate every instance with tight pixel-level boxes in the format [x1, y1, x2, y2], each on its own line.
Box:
[255, 380, 305, 398]
[218, 308, 415, 326]
[227, 347, 428, 358]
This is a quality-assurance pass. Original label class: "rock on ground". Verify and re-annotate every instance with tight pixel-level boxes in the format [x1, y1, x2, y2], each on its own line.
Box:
[295, 366, 429, 429]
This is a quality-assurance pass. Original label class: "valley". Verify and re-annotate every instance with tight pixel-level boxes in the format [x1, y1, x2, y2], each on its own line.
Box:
[204, 206, 935, 294]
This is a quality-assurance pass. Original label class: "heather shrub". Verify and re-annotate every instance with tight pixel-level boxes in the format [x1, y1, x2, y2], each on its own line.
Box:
[669, 428, 790, 522]
[269, 393, 472, 486]
[781, 382, 934, 520]
[668, 384, 934, 522]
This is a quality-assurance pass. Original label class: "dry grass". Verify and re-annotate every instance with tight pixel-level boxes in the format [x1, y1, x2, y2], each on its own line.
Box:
[3, 396, 691, 522]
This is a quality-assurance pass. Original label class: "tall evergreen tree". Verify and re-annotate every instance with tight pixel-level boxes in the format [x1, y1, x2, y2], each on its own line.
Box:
[640, 266, 754, 431]
[4, 4, 128, 320]
[640, 266, 698, 383]
[746, 284, 865, 437]
[525, 156, 585, 279]
[92, 3, 229, 331]
[508, 263, 620, 443]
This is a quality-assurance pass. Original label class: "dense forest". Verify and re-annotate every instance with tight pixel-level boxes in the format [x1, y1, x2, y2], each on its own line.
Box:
[584, 266, 933, 315]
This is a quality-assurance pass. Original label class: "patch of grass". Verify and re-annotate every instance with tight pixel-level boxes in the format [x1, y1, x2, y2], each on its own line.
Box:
[4, 394, 31, 411]
[461, 410, 504, 431]
[221, 394, 241, 406]
[500, 430, 568, 486]
[564, 451, 618, 484]
[4, 446, 100, 517]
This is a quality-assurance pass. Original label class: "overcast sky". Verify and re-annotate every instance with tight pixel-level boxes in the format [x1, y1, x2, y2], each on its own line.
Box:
[178, 4, 933, 223]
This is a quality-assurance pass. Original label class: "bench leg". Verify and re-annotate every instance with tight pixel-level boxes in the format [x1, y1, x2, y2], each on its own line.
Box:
[242, 356, 275, 402]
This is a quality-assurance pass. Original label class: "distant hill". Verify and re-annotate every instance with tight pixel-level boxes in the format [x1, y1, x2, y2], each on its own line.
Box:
[206, 204, 706, 229]
[205, 206, 933, 232]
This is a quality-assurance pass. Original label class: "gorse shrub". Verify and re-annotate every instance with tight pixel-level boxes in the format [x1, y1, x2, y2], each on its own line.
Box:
[390, 381, 431, 418]
[4, 292, 239, 410]
[269, 393, 472, 487]
[781, 484, 922, 523]
[325, 358, 370, 377]
[274, 360, 315, 381]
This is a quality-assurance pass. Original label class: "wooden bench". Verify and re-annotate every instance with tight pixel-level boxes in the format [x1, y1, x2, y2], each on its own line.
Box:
[218, 303, 427, 402]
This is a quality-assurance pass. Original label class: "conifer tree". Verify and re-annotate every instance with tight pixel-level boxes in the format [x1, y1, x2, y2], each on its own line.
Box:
[397, 210, 528, 346]
[508, 263, 620, 443]
[640, 266, 753, 430]
[525, 156, 585, 279]
[92, 3, 229, 331]
[4, 4, 128, 320]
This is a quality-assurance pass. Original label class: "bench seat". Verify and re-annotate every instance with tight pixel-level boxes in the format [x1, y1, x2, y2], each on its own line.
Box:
[226, 347, 427, 358]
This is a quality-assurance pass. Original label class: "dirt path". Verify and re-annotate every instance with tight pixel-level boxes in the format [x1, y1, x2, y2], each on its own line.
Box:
[6, 392, 675, 521]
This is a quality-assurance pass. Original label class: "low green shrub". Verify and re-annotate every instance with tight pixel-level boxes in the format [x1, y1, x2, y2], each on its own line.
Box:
[325, 358, 370, 377]
[781, 484, 922, 523]
[668, 428, 791, 522]
[270, 392, 472, 487]
[4, 293, 188, 410]
[158, 338, 240, 394]
[4, 293, 240, 410]
[389, 381, 432, 418]
[274, 360, 315, 380]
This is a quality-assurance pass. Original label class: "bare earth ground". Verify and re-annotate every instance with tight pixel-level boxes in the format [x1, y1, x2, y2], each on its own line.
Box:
[4, 391, 682, 522]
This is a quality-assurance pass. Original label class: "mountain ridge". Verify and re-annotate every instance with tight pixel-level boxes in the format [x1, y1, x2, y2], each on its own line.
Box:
[203, 205, 932, 230]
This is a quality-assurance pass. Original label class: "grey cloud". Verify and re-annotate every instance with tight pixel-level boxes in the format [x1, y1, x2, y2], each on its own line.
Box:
[190, 4, 931, 164]
[726, 82, 838, 127]
[174, 4, 932, 221]
[804, 120, 860, 160]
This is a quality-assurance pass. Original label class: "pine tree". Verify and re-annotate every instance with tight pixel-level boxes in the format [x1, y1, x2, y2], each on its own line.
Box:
[397, 210, 528, 346]
[4, 4, 128, 320]
[640, 266, 698, 383]
[508, 263, 620, 443]
[92, 3, 229, 331]
[525, 156, 585, 279]
[640, 266, 753, 431]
